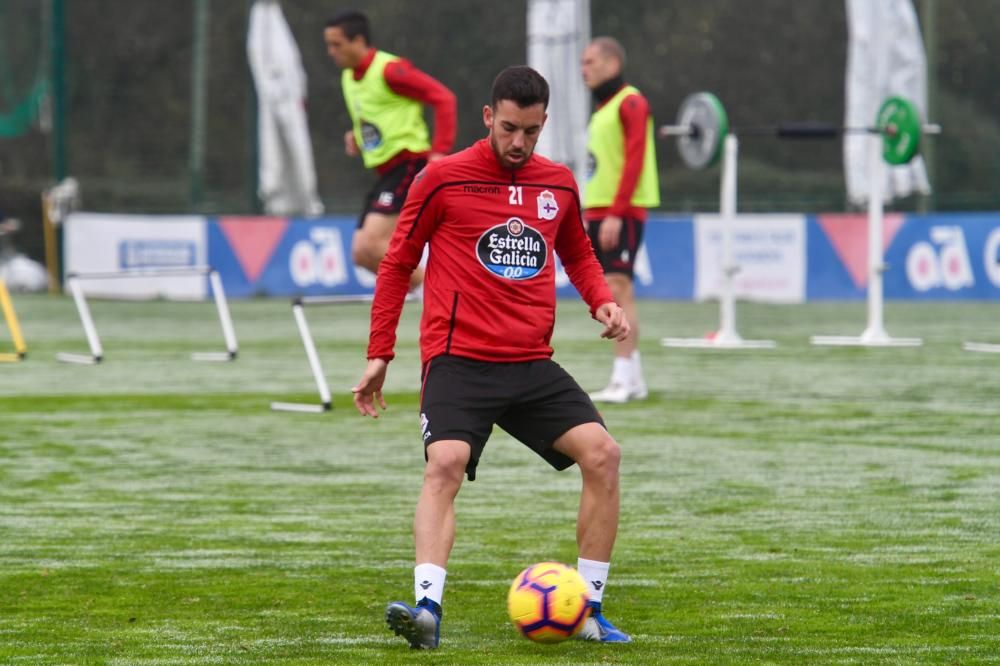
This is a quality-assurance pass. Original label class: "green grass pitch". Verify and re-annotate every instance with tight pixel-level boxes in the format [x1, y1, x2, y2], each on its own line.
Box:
[2, 294, 999, 664]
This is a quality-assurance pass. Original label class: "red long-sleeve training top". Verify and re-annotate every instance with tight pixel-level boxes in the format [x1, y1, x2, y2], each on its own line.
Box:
[368, 138, 616, 365]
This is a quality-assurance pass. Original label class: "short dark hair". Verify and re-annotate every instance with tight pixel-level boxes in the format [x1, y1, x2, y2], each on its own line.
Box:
[591, 36, 626, 71]
[490, 66, 549, 110]
[325, 10, 370, 44]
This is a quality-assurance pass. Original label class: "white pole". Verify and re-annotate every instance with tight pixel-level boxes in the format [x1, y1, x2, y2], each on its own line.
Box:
[717, 134, 739, 343]
[861, 133, 888, 343]
[292, 303, 332, 408]
[69, 277, 103, 362]
[660, 133, 774, 349]
[209, 271, 238, 357]
[810, 132, 920, 347]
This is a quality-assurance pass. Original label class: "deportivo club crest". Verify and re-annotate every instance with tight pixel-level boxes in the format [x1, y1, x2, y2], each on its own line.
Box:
[536, 190, 559, 220]
[360, 121, 383, 150]
[476, 217, 548, 281]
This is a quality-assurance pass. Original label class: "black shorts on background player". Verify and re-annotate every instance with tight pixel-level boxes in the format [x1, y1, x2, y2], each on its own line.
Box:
[358, 157, 428, 227]
[586, 216, 645, 278]
[419, 355, 606, 481]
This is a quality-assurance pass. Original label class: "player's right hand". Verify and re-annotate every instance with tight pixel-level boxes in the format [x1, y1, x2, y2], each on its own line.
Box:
[344, 129, 360, 157]
[595, 302, 631, 342]
[352, 358, 389, 417]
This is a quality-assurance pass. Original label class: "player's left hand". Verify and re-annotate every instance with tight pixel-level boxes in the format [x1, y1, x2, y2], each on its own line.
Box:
[427, 152, 446, 162]
[595, 302, 630, 342]
[351, 358, 389, 417]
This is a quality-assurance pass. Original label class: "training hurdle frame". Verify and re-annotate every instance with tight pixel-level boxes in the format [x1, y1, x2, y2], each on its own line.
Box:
[0, 279, 27, 362]
[661, 134, 776, 350]
[810, 134, 922, 348]
[270, 292, 425, 413]
[57, 266, 238, 365]
[269, 294, 378, 413]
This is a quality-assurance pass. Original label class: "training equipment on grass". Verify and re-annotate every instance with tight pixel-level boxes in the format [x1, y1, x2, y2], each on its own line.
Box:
[0, 279, 27, 362]
[269, 294, 374, 413]
[56, 266, 238, 364]
[963, 341, 1000, 354]
[810, 134, 923, 347]
[507, 562, 590, 644]
[661, 134, 776, 350]
[659, 92, 937, 348]
[659, 92, 940, 170]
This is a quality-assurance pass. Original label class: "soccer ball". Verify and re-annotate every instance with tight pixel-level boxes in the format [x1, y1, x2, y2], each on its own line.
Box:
[507, 562, 591, 643]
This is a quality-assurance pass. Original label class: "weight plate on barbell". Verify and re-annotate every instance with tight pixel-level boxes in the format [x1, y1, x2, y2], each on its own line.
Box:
[877, 95, 922, 165]
[676, 92, 728, 170]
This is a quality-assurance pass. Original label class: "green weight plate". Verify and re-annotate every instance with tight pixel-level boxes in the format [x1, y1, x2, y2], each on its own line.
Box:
[676, 92, 728, 170]
[877, 96, 922, 165]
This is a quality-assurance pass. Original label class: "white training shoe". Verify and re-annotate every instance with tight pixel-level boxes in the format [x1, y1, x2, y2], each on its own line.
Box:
[589, 382, 631, 404]
[629, 378, 649, 401]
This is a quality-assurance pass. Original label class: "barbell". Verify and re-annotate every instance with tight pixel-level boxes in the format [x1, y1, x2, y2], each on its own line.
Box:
[659, 92, 942, 170]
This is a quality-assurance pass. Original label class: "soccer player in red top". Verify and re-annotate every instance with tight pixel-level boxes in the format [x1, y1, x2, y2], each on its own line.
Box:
[582, 37, 661, 403]
[324, 10, 457, 289]
[352, 66, 634, 648]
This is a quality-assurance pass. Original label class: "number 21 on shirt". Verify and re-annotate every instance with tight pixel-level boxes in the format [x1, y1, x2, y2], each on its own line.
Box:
[508, 185, 522, 206]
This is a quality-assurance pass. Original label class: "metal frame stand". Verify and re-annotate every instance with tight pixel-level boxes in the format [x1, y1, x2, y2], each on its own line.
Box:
[811, 135, 922, 347]
[57, 267, 238, 364]
[661, 134, 776, 349]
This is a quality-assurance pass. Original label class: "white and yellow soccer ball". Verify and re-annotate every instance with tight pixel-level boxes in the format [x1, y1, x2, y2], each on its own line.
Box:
[507, 562, 591, 643]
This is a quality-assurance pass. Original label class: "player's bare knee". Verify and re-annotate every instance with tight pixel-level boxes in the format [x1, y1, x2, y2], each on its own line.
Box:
[579, 433, 621, 480]
[351, 234, 370, 268]
[423, 445, 468, 491]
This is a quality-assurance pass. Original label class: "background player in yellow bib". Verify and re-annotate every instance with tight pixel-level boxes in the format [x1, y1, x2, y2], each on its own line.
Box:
[324, 10, 457, 289]
[581, 37, 660, 403]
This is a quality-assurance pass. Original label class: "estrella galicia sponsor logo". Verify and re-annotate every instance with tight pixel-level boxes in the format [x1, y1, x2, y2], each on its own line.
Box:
[360, 121, 382, 151]
[463, 184, 502, 195]
[476, 217, 547, 280]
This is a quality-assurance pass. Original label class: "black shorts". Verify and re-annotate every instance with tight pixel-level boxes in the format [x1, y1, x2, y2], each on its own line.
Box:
[419, 355, 605, 481]
[357, 157, 428, 227]
[586, 216, 645, 279]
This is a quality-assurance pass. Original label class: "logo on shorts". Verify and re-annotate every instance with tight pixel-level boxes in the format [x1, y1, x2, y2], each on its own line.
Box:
[476, 217, 547, 281]
[377, 191, 395, 208]
[360, 121, 383, 151]
[420, 412, 431, 441]
[536, 190, 559, 220]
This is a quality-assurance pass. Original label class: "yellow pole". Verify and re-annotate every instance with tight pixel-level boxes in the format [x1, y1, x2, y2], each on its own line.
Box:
[41, 191, 61, 295]
[0, 279, 27, 360]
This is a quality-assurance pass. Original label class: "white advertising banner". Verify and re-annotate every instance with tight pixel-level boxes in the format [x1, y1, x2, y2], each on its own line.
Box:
[64, 213, 208, 300]
[694, 214, 806, 304]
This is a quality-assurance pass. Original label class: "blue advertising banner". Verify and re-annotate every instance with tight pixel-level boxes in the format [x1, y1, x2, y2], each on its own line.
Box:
[808, 212, 1000, 300]
[198, 211, 1000, 301]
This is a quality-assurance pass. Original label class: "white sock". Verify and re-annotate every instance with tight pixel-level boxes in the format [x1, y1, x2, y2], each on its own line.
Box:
[611, 356, 632, 386]
[631, 350, 645, 386]
[577, 557, 610, 604]
[414, 563, 447, 606]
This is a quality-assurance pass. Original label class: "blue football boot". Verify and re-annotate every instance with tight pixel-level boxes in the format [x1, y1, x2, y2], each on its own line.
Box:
[385, 598, 441, 649]
[575, 600, 632, 643]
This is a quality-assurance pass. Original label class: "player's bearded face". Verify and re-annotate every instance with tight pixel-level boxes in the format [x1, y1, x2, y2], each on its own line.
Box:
[484, 101, 547, 170]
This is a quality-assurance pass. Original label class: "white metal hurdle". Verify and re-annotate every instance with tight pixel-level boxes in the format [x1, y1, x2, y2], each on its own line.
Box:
[811, 134, 922, 347]
[661, 134, 777, 350]
[963, 245, 1000, 353]
[57, 266, 238, 364]
[269, 294, 376, 413]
